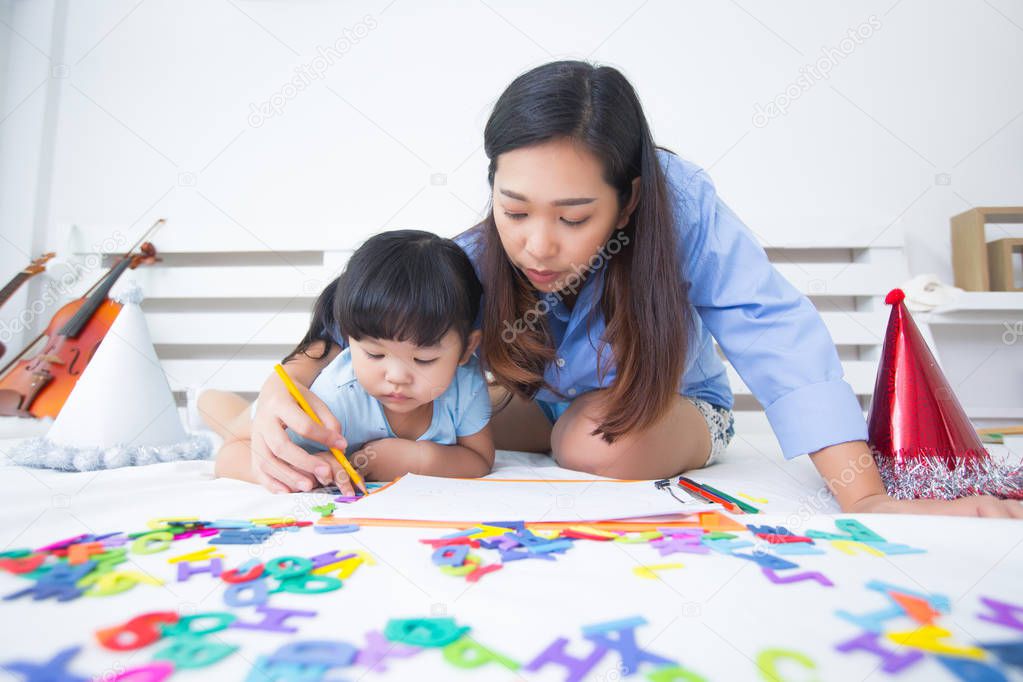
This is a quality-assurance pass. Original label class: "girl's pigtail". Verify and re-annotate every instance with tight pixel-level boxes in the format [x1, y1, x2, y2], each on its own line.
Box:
[281, 276, 341, 364]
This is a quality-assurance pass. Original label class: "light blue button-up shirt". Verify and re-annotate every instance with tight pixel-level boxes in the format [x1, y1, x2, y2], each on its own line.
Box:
[455, 149, 867, 459]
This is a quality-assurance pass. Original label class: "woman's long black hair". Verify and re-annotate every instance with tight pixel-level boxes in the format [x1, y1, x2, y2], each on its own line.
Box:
[283, 229, 482, 363]
[475, 60, 692, 443]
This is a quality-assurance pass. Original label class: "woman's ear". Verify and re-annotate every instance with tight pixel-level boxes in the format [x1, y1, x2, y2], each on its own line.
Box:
[460, 330, 482, 364]
[616, 177, 642, 229]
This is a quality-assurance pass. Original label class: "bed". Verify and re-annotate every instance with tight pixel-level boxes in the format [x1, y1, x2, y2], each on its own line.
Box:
[1, 227, 1020, 680]
[1, 432, 1021, 681]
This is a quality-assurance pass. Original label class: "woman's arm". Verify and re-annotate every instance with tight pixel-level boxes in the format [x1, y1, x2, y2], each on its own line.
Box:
[351, 426, 495, 481]
[811, 440, 1023, 518]
[249, 341, 347, 493]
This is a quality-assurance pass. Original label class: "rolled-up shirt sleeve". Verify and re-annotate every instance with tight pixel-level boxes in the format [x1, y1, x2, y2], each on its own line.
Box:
[672, 164, 867, 459]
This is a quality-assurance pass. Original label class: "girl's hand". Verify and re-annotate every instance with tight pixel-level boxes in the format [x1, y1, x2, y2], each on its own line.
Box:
[250, 374, 347, 493]
[850, 493, 1023, 519]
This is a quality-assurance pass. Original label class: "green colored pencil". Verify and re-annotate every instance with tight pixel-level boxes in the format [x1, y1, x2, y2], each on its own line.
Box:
[697, 482, 760, 514]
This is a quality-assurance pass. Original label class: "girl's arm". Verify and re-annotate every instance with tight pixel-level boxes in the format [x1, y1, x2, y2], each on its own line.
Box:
[350, 426, 496, 481]
[811, 440, 1023, 518]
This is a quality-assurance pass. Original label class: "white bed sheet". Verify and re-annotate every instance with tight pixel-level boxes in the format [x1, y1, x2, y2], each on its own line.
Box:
[1, 434, 1021, 681]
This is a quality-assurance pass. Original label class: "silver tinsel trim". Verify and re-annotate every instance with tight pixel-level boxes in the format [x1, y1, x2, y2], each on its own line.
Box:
[6, 434, 212, 472]
[111, 279, 145, 305]
[875, 453, 1023, 500]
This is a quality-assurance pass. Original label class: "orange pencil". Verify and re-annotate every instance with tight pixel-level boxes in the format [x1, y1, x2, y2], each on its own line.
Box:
[676, 477, 742, 514]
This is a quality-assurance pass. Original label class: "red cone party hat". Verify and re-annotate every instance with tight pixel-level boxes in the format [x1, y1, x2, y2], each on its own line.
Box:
[867, 288, 1022, 499]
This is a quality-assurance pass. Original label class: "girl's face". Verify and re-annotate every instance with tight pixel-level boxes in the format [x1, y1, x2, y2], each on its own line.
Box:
[348, 329, 481, 413]
[492, 137, 639, 294]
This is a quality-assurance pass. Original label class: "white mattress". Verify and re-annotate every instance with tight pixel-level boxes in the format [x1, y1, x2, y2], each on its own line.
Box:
[1, 433, 1021, 681]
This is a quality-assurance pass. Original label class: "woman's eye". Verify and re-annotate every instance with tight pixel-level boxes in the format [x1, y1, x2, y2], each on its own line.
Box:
[414, 358, 439, 366]
[503, 211, 527, 220]
[560, 217, 589, 226]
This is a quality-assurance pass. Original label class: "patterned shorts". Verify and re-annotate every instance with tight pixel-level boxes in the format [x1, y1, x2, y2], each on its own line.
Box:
[686, 396, 736, 467]
[535, 395, 735, 468]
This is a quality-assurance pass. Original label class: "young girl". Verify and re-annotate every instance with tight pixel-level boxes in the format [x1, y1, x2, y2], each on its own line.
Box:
[201, 230, 494, 495]
[247, 62, 1021, 518]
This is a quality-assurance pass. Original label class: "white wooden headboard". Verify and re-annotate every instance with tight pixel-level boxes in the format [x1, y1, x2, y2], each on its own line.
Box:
[63, 223, 908, 438]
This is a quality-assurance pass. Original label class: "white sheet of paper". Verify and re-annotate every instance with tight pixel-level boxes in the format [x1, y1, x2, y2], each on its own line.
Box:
[343, 473, 719, 522]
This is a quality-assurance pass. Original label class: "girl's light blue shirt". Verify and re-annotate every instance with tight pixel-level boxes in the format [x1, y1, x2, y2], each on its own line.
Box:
[454, 150, 867, 460]
[286, 347, 491, 455]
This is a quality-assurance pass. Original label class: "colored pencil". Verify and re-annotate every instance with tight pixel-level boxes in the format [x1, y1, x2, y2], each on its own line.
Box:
[694, 482, 760, 514]
[676, 477, 742, 514]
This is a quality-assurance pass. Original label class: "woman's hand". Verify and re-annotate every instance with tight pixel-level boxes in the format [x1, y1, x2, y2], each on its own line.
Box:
[250, 372, 347, 493]
[811, 441, 1023, 519]
[850, 493, 1023, 519]
[313, 452, 359, 497]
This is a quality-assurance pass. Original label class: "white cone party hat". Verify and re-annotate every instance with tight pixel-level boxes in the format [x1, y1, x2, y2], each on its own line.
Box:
[10, 287, 211, 470]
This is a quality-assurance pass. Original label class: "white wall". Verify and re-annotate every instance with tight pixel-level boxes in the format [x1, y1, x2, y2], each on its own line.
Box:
[0, 0, 65, 355]
[2, 0, 1022, 339]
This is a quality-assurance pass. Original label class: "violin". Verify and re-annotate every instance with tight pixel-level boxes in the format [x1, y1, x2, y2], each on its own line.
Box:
[0, 222, 163, 418]
[0, 253, 56, 360]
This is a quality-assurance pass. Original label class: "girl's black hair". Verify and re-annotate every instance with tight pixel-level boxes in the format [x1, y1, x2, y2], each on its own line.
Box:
[283, 229, 482, 363]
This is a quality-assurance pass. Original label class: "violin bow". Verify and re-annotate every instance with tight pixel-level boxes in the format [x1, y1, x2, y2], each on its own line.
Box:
[0, 219, 167, 376]
[77, 218, 166, 298]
